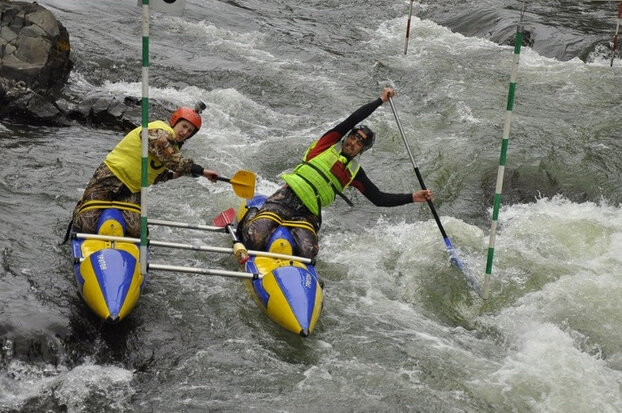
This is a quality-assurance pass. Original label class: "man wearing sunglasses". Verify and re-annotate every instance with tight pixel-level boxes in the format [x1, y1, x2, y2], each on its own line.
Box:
[240, 87, 432, 259]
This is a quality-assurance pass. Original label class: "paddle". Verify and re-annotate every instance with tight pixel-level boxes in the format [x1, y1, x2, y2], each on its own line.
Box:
[215, 170, 256, 199]
[388, 97, 483, 297]
[213, 208, 315, 265]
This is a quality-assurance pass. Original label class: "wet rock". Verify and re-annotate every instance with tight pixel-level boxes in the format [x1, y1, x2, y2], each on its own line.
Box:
[0, 76, 77, 125]
[0, 0, 72, 125]
[0, 0, 72, 91]
[418, 3, 615, 62]
[64, 92, 172, 132]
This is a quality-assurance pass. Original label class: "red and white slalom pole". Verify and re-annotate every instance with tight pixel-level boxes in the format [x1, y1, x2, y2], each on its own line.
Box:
[610, 1, 622, 66]
[404, 0, 414, 55]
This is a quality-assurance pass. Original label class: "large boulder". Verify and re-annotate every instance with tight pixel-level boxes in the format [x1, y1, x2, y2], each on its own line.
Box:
[0, 0, 73, 125]
[0, 0, 72, 91]
[418, 4, 613, 62]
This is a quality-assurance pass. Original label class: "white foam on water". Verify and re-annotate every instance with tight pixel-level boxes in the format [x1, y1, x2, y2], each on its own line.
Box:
[0, 359, 135, 412]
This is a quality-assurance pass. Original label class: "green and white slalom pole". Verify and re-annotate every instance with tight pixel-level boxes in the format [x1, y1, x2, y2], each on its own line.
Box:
[139, 0, 150, 276]
[483, 5, 525, 299]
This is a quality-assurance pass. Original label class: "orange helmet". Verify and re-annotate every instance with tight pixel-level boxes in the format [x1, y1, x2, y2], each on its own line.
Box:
[169, 107, 202, 137]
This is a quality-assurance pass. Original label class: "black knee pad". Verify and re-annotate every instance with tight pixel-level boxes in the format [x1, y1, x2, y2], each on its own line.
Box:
[236, 206, 258, 240]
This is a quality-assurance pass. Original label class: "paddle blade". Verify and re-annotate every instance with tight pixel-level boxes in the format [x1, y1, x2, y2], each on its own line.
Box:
[229, 170, 256, 199]
[213, 208, 236, 228]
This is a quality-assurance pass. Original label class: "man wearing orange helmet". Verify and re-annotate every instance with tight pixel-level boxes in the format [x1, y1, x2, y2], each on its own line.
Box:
[71, 103, 220, 237]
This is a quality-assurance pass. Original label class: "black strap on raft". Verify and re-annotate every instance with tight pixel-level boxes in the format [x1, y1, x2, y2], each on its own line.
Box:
[299, 161, 354, 207]
[75, 200, 141, 216]
[61, 219, 73, 245]
[61, 200, 141, 245]
[250, 210, 318, 236]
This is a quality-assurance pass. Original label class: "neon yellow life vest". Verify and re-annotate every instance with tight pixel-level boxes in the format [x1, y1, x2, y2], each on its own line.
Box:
[105, 120, 175, 193]
[282, 141, 360, 215]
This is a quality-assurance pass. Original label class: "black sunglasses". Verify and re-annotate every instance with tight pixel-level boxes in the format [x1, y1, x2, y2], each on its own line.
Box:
[350, 130, 367, 143]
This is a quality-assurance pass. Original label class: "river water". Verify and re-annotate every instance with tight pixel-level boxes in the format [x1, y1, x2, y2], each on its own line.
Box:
[1, 1, 621, 412]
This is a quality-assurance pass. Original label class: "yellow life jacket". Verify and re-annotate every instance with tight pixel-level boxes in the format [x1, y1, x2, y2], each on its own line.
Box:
[105, 120, 175, 193]
[282, 141, 360, 215]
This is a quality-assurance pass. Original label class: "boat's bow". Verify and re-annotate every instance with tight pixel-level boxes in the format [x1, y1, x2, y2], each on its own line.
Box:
[235, 197, 324, 336]
[71, 208, 145, 322]
[245, 252, 323, 336]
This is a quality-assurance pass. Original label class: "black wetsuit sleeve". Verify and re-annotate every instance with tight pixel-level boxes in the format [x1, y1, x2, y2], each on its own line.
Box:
[190, 163, 204, 177]
[333, 98, 384, 136]
[352, 168, 413, 207]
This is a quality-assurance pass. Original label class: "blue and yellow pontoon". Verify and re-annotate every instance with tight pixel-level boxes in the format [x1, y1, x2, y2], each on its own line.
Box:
[232, 195, 324, 337]
[71, 208, 145, 323]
